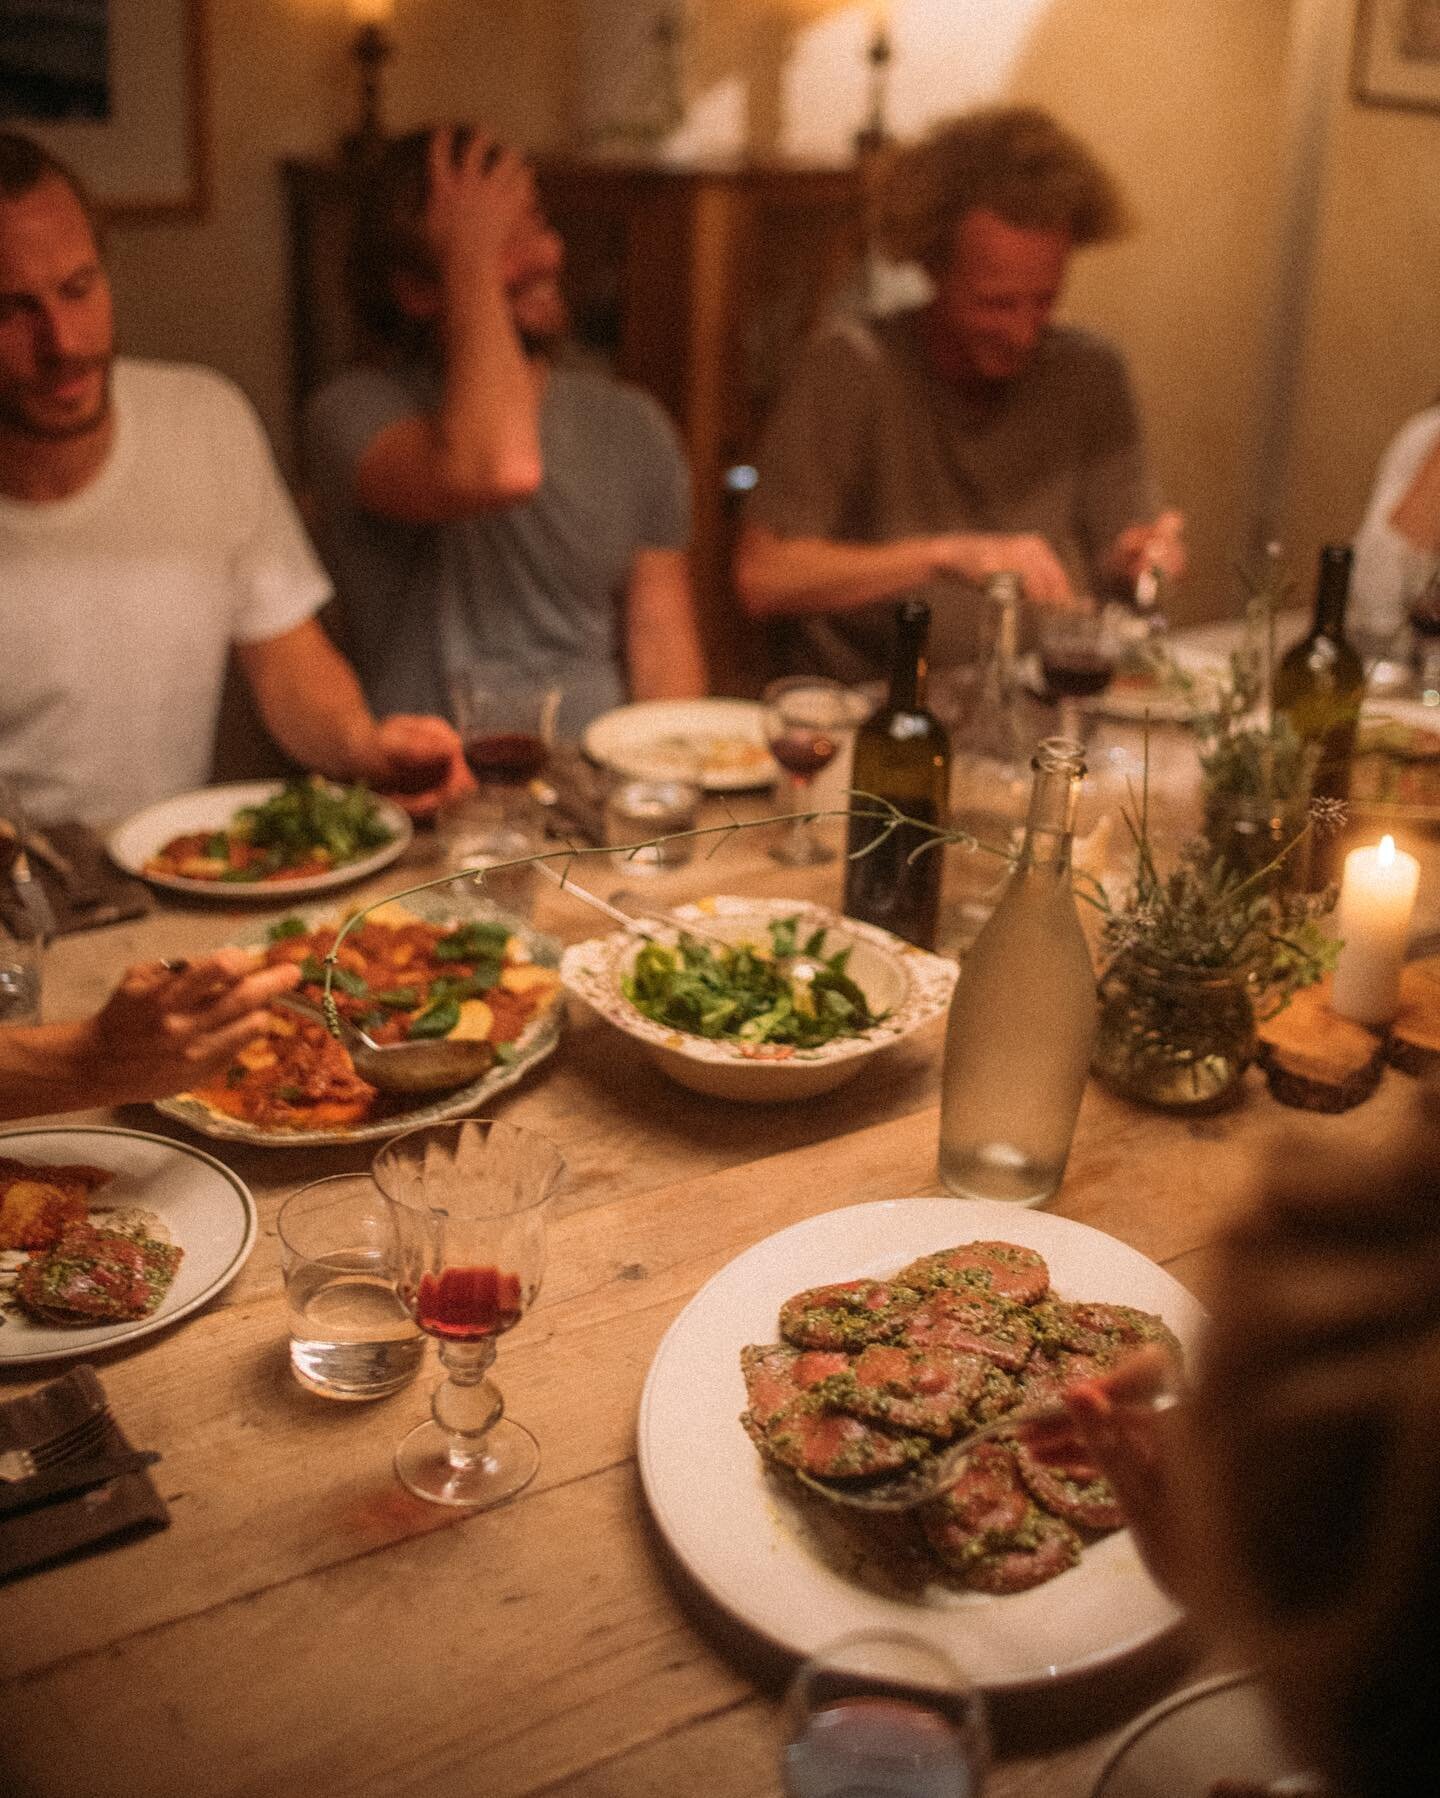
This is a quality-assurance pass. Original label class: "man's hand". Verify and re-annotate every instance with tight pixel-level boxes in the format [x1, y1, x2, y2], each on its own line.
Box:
[932, 531, 1080, 608]
[369, 714, 473, 819]
[425, 126, 537, 288]
[83, 951, 301, 1105]
[1104, 508, 1187, 593]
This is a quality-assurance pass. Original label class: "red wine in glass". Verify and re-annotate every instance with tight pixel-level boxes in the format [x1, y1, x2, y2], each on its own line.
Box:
[1040, 649, 1116, 701]
[463, 731, 548, 786]
[768, 728, 839, 781]
[415, 1265, 523, 1341]
[379, 750, 456, 795]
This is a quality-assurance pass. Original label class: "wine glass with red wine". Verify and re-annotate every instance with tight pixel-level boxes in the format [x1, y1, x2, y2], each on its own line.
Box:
[782, 1631, 988, 1798]
[374, 1119, 565, 1509]
[450, 663, 563, 813]
[1037, 606, 1122, 745]
[762, 677, 871, 866]
[1407, 568, 1440, 693]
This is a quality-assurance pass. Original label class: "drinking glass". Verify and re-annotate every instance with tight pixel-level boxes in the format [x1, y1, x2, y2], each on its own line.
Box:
[762, 676, 869, 866]
[782, 1631, 988, 1798]
[277, 1175, 424, 1401]
[1407, 566, 1440, 697]
[604, 740, 704, 875]
[1037, 606, 1122, 746]
[374, 1118, 565, 1508]
[447, 662, 563, 902]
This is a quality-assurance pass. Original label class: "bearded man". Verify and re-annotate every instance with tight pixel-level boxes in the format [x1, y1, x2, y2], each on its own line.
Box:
[0, 131, 465, 825]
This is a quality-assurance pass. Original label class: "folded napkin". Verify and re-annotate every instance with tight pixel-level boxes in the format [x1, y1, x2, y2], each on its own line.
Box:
[0, 822, 151, 938]
[0, 1364, 168, 1583]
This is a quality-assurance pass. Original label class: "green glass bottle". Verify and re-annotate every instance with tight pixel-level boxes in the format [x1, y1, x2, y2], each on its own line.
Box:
[1272, 543, 1365, 806]
[843, 600, 951, 949]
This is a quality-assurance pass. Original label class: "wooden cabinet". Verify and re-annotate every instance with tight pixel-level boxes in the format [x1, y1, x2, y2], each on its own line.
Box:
[283, 154, 867, 693]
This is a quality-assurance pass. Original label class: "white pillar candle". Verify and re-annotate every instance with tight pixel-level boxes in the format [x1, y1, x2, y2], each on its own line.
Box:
[1331, 834, 1421, 1026]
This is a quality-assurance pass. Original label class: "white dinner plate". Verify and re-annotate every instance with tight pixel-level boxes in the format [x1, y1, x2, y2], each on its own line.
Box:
[1091, 1671, 1320, 1798]
[154, 888, 563, 1148]
[108, 781, 413, 900]
[638, 1198, 1205, 1692]
[583, 699, 777, 791]
[0, 1124, 257, 1364]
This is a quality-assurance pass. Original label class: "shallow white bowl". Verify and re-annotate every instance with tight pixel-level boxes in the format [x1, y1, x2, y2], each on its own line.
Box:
[559, 895, 956, 1102]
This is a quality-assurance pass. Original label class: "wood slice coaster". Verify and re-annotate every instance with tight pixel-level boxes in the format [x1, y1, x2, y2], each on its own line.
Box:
[1389, 957, 1440, 1077]
[1257, 976, 1386, 1112]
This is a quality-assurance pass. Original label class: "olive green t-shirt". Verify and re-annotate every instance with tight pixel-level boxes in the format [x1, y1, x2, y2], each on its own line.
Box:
[746, 310, 1159, 680]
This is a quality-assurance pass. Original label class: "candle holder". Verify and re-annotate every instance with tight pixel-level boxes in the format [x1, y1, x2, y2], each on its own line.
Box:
[853, 23, 893, 157]
[342, 18, 393, 166]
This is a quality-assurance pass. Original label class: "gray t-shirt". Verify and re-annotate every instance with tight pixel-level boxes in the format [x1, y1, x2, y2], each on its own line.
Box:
[747, 310, 1159, 680]
[305, 359, 690, 735]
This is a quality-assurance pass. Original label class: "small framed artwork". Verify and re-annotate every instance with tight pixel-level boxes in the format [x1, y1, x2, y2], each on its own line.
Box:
[0, 0, 206, 218]
[1354, 0, 1440, 112]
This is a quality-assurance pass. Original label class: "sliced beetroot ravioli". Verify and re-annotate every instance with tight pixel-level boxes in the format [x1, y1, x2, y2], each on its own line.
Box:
[919, 1442, 1082, 1592]
[899, 1289, 1035, 1372]
[761, 1394, 930, 1480]
[739, 1342, 850, 1428]
[1031, 1298, 1180, 1362]
[821, 1343, 991, 1437]
[778, 1278, 919, 1350]
[896, 1241, 1050, 1306]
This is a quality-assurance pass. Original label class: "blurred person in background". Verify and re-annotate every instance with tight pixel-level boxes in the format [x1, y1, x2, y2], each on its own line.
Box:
[735, 104, 1185, 683]
[1351, 401, 1440, 650]
[306, 126, 706, 739]
[0, 132, 466, 827]
[1068, 1084, 1440, 1798]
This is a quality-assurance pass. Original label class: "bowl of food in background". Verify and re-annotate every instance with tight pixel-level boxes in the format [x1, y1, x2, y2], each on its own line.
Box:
[559, 895, 956, 1102]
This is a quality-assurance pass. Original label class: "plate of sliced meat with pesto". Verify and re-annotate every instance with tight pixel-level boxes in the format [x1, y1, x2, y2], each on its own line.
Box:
[0, 1125, 256, 1364]
[637, 1198, 1205, 1691]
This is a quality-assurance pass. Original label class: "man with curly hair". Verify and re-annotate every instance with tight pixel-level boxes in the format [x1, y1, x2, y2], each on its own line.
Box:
[736, 104, 1185, 681]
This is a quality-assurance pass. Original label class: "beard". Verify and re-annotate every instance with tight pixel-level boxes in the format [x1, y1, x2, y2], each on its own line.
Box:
[0, 356, 113, 441]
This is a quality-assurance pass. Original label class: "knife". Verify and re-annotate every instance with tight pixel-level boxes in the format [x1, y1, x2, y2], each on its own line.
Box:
[0, 1448, 160, 1517]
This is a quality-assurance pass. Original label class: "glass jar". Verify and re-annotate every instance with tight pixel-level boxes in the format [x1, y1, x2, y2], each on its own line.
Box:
[1092, 953, 1256, 1113]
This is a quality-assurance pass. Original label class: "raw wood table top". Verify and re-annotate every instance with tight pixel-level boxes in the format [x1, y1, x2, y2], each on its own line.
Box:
[0, 769, 1430, 1798]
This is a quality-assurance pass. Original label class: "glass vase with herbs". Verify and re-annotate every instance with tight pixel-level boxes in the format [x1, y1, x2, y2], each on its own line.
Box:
[1087, 780, 1340, 1113]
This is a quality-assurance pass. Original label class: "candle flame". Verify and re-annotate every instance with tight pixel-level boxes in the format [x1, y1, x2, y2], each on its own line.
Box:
[1380, 834, 1396, 867]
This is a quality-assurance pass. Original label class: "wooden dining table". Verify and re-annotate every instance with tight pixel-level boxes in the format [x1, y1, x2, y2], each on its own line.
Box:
[1, 728, 1432, 1798]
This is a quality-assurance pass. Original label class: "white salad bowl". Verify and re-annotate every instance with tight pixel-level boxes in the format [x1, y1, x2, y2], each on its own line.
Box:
[558, 895, 957, 1103]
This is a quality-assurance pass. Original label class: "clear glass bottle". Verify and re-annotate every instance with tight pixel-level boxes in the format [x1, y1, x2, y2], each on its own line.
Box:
[844, 600, 951, 950]
[937, 738, 1097, 1206]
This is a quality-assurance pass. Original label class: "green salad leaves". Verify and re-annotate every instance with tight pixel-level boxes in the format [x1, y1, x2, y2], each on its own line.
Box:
[622, 916, 883, 1050]
[229, 777, 394, 875]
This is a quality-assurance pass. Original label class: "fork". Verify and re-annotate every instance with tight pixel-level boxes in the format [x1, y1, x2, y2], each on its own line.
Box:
[0, 1406, 112, 1483]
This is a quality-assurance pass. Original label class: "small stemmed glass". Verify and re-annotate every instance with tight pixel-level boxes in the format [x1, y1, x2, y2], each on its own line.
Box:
[782, 1631, 989, 1798]
[1037, 605, 1123, 746]
[762, 676, 870, 866]
[374, 1118, 565, 1509]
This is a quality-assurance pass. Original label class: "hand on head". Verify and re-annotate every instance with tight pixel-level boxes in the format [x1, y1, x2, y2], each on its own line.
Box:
[424, 125, 536, 279]
[89, 949, 300, 1104]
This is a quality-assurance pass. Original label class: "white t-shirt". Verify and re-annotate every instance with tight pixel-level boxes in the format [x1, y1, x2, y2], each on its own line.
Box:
[0, 359, 330, 824]
[1351, 406, 1440, 645]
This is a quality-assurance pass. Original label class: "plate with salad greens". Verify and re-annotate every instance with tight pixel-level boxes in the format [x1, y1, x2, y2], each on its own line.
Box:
[560, 896, 956, 1103]
[109, 778, 412, 899]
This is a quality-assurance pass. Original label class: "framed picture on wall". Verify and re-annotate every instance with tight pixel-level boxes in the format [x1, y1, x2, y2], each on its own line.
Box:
[0, 0, 206, 217]
[1354, 0, 1440, 111]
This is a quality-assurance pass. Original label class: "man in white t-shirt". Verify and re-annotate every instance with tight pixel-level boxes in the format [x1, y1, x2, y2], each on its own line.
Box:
[1351, 404, 1440, 648]
[0, 130, 469, 825]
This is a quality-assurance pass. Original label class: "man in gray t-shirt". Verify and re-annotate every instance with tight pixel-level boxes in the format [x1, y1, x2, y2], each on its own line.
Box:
[305, 126, 705, 737]
[737, 106, 1186, 680]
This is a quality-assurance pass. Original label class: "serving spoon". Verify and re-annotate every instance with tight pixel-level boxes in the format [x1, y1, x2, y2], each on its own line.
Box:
[272, 992, 496, 1096]
[790, 1379, 1180, 1514]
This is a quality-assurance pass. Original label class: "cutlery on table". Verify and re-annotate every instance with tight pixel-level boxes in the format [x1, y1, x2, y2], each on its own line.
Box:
[0, 1449, 161, 1516]
[0, 1405, 112, 1483]
[272, 992, 495, 1095]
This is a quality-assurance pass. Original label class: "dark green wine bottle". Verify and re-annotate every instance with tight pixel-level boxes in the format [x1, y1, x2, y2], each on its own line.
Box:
[843, 600, 951, 948]
[1272, 543, 1365, 804]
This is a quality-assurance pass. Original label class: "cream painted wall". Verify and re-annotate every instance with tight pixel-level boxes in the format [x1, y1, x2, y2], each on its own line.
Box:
[102, 0, 576, 472]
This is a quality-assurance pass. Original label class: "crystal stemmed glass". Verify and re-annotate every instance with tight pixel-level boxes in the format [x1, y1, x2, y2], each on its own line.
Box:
[782, 1631, 989, 1798]
[374, 1118, 565, 1509]
[762, 676, 870, 866]
[1037, 605, 1122, 746]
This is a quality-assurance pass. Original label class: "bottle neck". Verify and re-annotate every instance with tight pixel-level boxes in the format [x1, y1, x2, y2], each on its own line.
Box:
[1312, 545, 1353, 641]
[1017, 746, 1084, 870]
[887, 605, 930, 712]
